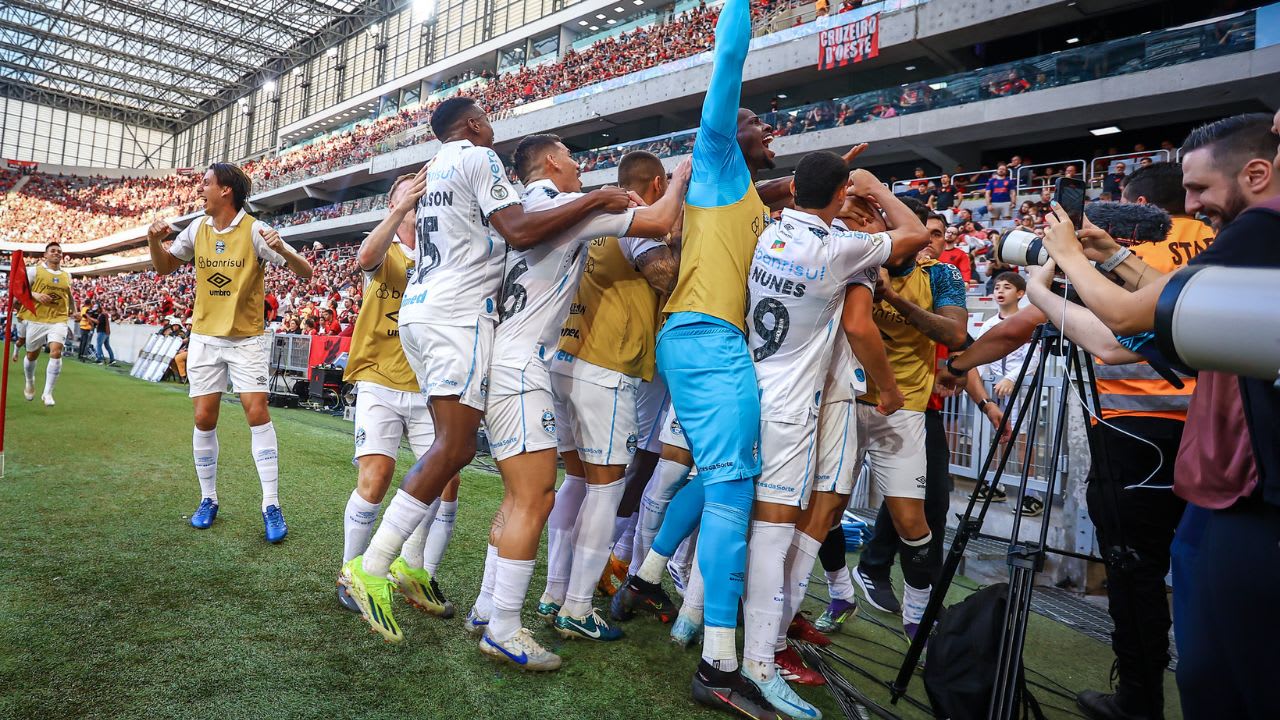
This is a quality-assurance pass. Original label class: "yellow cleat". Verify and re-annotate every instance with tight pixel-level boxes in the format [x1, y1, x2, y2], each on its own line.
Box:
[341, 556, 403, 642]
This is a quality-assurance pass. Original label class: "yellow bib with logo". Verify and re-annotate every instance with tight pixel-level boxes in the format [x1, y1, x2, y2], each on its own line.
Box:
[192, 216, 266, 337]
[663, 185, 770, 332]
[863, 259, 940, 412]
[344, 244, 418, 392]
[30, 265, 72, 324]
[559, 236, 661, 380]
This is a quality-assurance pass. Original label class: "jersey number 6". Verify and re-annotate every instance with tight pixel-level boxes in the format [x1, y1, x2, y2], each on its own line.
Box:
[501, 259, 529, 321]
[752, 297, 790, 361]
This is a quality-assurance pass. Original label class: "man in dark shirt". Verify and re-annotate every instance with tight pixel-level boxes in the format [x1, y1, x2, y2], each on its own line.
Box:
[1102, 161, 1127, 197]
[90, 304, 116, 365]
[934, 173, 958, 213]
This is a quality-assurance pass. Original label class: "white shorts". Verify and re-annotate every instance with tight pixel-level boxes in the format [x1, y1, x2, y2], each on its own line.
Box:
[25, 321, 69, 349]
[13, 318, 26, 340]
[634, 376, 670, 454]
[814, 400, 858, 495]
[989, 201, 1012, 219]
[854, 403, 927, 500]
[352, 381, 436, 463]
[400, 320, 493, 411]
[550, 352, 640, 466]
[187, 334, 270, 397]
[658, 401, 689, 451]
[755, 416, 819, 508]
[484, 362, 558, 462]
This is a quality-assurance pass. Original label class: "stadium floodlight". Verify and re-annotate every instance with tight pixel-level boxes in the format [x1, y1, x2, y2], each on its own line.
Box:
[263, 80, 278, 95]
[1066, 37, 1080, 44]
[778, 93, 787, 98]
[905, 65, 916, 70]
[596, 13, 606, 19]
[327, 47, 339, 57]
[578, 20, 588, 25]
[415, 0, 438, 24]
[929, 81, 948, 90]
[590, 25, 599, 30]
[608, 19, 617, 24]
[1090, 126, 1122, 136]
[615, 6, 625, 11]
[634, 0, 644, 4]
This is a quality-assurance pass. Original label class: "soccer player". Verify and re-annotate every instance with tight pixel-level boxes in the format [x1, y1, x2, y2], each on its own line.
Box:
[473, 135, 688, 670]
[21, 242, 74, 406]
[538, 150, 682, 631]
[146, 163, 313, 542]
[342, 96, 633, 643]
[336, 168, 459, 619]
[740, 155, 924, 718]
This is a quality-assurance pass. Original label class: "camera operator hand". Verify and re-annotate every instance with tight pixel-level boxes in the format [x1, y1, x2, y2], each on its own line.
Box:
[1042, 201, 1089, 264]
[1076, 217, 1125, 264]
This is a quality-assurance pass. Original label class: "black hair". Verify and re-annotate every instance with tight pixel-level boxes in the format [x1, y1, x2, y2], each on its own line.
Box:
[1120, 162, 1186, 214]
[992, 271, 1026, 292]
[926, 212, 947, 226]
[1180, 113, 1278, 173]
[430, 96, 480, 140]
[899, 196, 930, 224]
[617, 151, 666, 193]
[209, 162, 251, 210]
[45, 241, 61, 252]
[1084, 201, 1171, 244]
[512, 134, 563, 184]
[793, 151, 851, 209]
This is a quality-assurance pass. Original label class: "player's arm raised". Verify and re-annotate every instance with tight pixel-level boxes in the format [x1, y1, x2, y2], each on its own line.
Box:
[489, 186, 631, 250]
[262, 227, 313, 279]
[146, 218, 184, 275]
[849, 169, 928, 265]
[358, 165, 427, 272]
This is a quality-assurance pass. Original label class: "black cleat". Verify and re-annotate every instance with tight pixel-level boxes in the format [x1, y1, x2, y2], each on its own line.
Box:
[691, 661, 785, 720]
[853, 565, 902, 614]
[610, 575, 676, 623]
[1076, 690, 1152, 720]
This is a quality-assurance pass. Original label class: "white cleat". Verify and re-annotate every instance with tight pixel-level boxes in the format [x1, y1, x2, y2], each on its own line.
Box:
[42, 394, 55, 407]
[478, 627, 562, 672]
[23, 381, 34, 401]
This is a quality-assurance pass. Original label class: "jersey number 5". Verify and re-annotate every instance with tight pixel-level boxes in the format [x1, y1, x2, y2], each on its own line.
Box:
[501, 259, 529, 321]
[752, 297, 790, 361]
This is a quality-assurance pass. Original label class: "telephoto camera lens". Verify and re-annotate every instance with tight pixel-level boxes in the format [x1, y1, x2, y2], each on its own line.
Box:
[1156, 265, 1280, 381]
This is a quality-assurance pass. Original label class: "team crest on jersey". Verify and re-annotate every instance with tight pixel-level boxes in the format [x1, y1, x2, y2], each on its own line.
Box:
[670, 419, 683, 436]
[355, 427, 367, 448]
[626, 433, 638, 455]
[52, 276, 60, 283]
[541, 410, 556, 436]
[215, 240, 226, 254]
[491, 185, 510, 201]
[479, 376, 490, 400]
[855, 368, 866, 382]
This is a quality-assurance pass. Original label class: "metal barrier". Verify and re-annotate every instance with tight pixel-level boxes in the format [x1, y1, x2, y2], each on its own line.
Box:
[1088, 149, 1173, 187]
[1013, 159, 1087, 197]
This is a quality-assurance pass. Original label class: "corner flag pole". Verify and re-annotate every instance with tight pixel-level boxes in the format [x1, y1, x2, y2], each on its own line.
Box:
[1, 268, 12, 478]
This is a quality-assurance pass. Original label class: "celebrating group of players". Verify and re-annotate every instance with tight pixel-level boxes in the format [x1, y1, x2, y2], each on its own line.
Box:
[131, 1, 997, 718]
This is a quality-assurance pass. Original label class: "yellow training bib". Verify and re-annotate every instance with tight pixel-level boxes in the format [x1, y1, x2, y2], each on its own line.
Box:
[344, 244, 419, 392]
[192, 215, 267, 337]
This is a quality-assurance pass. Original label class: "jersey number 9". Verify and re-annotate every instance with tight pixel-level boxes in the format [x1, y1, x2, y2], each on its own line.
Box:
[752, 297, 790, 361]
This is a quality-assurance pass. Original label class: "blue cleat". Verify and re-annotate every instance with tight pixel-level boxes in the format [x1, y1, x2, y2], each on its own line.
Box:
[190, 498, 218, 529]
[263, 504, 288, 543]
[745, 670, 822, 720]
[555, 608, 624, 642]
[670, 613, 703, 648]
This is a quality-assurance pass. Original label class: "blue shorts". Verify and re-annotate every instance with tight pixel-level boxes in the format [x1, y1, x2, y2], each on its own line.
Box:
[656, 312, 761, 484]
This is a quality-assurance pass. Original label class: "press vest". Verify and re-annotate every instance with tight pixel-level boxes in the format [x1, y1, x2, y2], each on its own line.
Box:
[344, 244, 419, 392]
[558, 236, 661, 381]
[863, 259, 940, 413]
[192, 214, 267, 337]
[664, 184, 770, 332]
[30, 265, 73, 324]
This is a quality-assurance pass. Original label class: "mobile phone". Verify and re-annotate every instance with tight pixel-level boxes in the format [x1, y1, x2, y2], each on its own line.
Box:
[1053, 176, 1086, 228]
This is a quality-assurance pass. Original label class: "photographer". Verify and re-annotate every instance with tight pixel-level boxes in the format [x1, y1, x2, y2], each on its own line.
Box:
[1040, 112, 1280, 719]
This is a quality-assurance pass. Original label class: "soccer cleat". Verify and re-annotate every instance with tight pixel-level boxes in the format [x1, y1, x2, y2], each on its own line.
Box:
[814, 598, 858, 634]
[1016, 496, 1045, 517]
[388, 557, 455, 618]
[42, 394, 55, 406]
[596, 553, 629, 597]
[341, 556, 402, 642]
[23, 380, 34, 401]
[744, 670, 822, 720]
[479, 628, 562, 672]
[610, 575, 676, 623]
[1075, 690, 1148, 720]
[974, 481, 1008, 503]
[190, 498, 219, 529]
[667, 558, 689, 597]
[670, 614, 703, 648]
[775, 647, 826, 687]
[262, 505, 288, 543]
[853, 566, 901, 614]
[464, 606, 489, 636]
[535, 598, 562, 625]
[554, 608, 624, 641]
[787, 613, 832, 647]
[690, 661, 785, 720]
[904, 621, 921, 641]
[336, 578, 361, 613]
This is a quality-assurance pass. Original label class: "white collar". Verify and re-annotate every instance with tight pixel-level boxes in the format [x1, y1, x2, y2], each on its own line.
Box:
[203, 208, 248, 231]
[780, 207, 832, 233]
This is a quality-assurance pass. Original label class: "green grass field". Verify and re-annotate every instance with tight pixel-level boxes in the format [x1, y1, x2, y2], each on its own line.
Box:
[0, 359, 1179, 719]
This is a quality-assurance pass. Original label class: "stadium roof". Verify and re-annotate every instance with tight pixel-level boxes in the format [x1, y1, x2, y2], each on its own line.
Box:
[0, 0, 391, 131]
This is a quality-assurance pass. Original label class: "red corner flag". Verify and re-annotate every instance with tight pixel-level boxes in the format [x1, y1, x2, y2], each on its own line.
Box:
[9, 250, 35, 315]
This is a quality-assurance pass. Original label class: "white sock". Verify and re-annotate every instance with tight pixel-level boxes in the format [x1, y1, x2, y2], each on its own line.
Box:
[400, 499, 438, 569]
[743, 521, 794, 676]
[474, 543, 499, 618]
[630, 458, 691, 575]
[542, 474, 586, 604]
[704, 626, 739, 672]
[682, 551, 706, 622]
[636, 549, 671, 585]
[422, 499, 457, 575]
[612, 513, 637, 562]
[193, 427, 219, 503]
[777, 531, 822, 652]
[23, 357, 35, 384]
[488, 556, 536, 642]
[827, 568, 856, 602]
[362, 489, 431, 576]
[43, 357, 61, 396]
[562, 478, 626, 617]
[249, 422, 279, 511]
[903, 582, 932, 626]
[342, 490, 381, 563]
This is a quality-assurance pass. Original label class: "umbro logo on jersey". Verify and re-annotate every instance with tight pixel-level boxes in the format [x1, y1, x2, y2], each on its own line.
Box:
[384, 311, 399, 323]
[208, 272, 232, 289]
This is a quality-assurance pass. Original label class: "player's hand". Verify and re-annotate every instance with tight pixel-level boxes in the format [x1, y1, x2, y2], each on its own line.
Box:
[937, 367, 965, 393]
[1042, 201, 1084, 261]
[994, 378, 1014, 399]
[394, 165, 430, 212]
[876, 386, 905, 416]
[261, 227, 287, 254]
[840, 195, 886, 233]
[984, 403, 1012, 443]
[875, 268, 898, 303]
[32, 292, 52, 304]
[148, 218, 172, 242]
[589, 186, 632, 213]
[841, 143, 870, 165]
[671, 157, 693, 187]
[1076, 216, 1123, 264]
[626, 190, 647, 208]
[848, 168, 883, 198]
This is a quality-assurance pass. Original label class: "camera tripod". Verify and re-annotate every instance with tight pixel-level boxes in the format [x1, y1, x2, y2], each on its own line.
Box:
[888, 322, 1101, 719]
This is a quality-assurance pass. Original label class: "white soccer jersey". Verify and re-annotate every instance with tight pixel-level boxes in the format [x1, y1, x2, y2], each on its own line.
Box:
[491, 179, 635, 370]
[399, 140, 522, 327]
[822, 239, 879, 405]
[748, 208, 891, 422]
